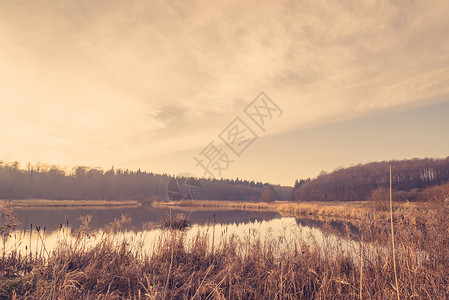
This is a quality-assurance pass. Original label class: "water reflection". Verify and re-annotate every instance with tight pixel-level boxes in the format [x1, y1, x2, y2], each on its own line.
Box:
[6, 216, 362, 262]
[295, 217, 360, 237]
[15, 206, 282, 231]
[5, 211, 428, 271]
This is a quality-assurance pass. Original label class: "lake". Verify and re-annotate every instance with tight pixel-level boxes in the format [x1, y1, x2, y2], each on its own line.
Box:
[14, 205, 282, 231]
[4, 205, 367, 262]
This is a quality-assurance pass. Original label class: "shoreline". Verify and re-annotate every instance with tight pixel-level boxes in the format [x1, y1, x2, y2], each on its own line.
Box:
[3, 199, 432, 223]
[4, 199, 141, 208]
[156, 199, 432, 222]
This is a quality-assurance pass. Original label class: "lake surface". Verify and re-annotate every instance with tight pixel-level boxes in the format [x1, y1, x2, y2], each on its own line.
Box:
[4, 206, 425, 270]
[5, 206, 368, 262]
[14, 206, 282, 231]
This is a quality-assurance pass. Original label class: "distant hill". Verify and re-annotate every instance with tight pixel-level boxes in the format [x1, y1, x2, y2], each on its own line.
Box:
[0, 161, 291, 202]
[292, 157, 449, 202]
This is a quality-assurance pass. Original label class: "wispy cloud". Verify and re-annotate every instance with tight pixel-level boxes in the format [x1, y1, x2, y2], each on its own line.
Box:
[0, 0, 448, 174]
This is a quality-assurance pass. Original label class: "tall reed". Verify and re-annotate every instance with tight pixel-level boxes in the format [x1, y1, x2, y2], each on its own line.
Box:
[1, 199, 449, 299]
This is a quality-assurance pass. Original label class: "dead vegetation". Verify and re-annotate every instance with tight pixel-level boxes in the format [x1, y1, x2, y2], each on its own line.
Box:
[1, 194, 449, 299]
[161, 213, 191, 230]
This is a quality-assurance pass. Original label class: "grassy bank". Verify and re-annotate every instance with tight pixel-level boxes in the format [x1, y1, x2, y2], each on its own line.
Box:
[275, 201, 431, 221]
[157, 200, 432, 223]
[5, 199, 141, 208]
[155, 200, 273, 211]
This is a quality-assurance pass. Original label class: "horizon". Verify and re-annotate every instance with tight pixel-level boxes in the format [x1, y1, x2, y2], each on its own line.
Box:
[2, 154, 449, 188]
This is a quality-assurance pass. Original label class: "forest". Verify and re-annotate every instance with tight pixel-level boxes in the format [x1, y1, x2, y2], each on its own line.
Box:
[292, 157, 449, 202]
[3, 157, 448, 204]
[0, 161, 289, 202]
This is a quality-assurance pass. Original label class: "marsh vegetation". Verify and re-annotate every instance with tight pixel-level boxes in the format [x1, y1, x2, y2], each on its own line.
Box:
[1, 195, 449, 299]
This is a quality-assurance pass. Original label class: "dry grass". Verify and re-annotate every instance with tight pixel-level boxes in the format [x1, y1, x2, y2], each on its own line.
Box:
[161, 213, 191, 230]
[1, 199, 449, 299]
[275, 201, 374, 220]
[6, 199, 140, 208]
[158, 200, 433, 224]
[156, 200, 273, 211]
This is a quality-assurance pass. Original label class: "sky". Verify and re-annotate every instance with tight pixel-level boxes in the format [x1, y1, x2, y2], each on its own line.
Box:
[1, 0, 449, 186]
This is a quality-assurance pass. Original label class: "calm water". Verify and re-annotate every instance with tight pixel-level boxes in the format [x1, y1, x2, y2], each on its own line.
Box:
[5, 206, 366, 261]
[14, 206, 282, 231]
[5, 206, 424, 268]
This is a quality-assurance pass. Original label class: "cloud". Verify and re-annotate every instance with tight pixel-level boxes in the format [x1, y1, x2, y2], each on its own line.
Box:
[0, 0, 448, 171]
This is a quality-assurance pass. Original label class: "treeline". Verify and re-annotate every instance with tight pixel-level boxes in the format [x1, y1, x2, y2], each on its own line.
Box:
[292, 157, 449, 202]
[0, 161, 289, 202]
